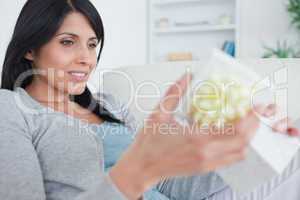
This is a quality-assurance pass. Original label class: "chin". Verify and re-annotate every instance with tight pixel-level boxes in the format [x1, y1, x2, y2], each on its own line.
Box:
[67, 82, 87, 95]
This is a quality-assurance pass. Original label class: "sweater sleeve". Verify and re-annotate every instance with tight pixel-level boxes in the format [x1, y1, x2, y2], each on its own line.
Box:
[0, 89, 129, 200]
[0, 90, 46, 200]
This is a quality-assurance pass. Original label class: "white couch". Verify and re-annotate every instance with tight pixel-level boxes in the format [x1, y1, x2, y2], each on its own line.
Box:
[90, 59, 300, 123]
[88, 59, 300, 199]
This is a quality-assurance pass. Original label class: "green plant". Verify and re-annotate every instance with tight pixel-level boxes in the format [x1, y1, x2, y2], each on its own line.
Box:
[288, 0, 300, 30]
[262, 40, 299, 58]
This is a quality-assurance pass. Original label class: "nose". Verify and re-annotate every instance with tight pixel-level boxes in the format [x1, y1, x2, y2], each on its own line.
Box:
[76, 45, 92, 66]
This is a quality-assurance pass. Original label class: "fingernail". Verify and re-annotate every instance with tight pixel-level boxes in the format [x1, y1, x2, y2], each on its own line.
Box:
[287, 128, 300, 136]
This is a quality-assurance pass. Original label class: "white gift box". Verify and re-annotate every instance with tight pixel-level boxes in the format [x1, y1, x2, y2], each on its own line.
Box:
[217, 121, 300, 195]
[177, 49, 300, 195]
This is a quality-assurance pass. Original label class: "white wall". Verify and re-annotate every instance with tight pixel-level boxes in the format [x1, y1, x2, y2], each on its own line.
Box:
[0, 0, 298, 73]
[0, 0, 147, 72]
[90, 0, 147, 68]
[0, 0, 26, 73]
[238, 0, 299, 58]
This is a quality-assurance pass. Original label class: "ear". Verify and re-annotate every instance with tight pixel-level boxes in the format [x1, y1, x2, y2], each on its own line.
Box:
[24, 50, 35, 61]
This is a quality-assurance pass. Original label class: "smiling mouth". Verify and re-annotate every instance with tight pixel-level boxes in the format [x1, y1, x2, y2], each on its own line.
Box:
[68, 71, 89, 82]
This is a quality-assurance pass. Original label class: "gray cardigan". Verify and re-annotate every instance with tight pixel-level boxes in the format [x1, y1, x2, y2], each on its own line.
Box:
[0, 87, 133, 200]
[0, 87, 229, 200]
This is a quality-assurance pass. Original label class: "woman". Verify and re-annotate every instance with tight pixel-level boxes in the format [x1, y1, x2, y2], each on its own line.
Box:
[0, 0, 298, 199]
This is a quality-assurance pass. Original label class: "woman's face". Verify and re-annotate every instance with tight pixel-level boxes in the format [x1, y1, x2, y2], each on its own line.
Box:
[26, 12, 99, 95]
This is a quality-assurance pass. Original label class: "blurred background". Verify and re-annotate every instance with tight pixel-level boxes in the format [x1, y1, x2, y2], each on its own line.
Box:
[0, 0, 299, 70]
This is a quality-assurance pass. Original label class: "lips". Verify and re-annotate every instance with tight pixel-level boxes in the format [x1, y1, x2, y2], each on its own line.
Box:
[68, 71, 89, 82]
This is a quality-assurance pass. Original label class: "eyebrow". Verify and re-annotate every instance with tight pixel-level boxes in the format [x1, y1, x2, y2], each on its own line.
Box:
[55, 32, 98, 41]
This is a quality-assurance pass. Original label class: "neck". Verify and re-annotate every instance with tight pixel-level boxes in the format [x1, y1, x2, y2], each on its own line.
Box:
[25, 77, 71, 109]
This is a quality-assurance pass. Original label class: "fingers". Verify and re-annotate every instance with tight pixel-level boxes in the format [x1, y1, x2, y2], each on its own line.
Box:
[176, 139, 247, 175]
[186, 110, 258, 155]
[157, 73, 193, 114]
[235, 109, 260, 140]
[287, 128, 300, 136]
[262, 104, 277, 117]
[253, 104, 277, 117]
[272, 118, 300, 136]
[187, 122, 252, 161]
[252, 104, 300, 137]
[272, 118, 291, 133]
[197, 151, 246, 173]
[200, 137, 247, 161]
[209, 152, 246, 171]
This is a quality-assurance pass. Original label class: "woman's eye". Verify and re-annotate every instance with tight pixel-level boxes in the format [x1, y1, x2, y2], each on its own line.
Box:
[60, 40, 74, 46]
[89, 43, 97, 49]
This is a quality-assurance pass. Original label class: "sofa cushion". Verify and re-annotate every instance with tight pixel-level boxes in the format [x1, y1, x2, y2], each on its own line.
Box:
[89, 59, 300, 125]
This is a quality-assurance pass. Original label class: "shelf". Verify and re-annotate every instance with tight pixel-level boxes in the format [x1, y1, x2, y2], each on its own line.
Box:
[154, 24, 236, 34]
[148, 0, 239, 63]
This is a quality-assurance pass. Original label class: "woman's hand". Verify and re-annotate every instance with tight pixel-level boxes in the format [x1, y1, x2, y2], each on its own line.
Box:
[273, 118, 300, 136]
[255, 104, 300, 136]
[110, 74, 261, 200]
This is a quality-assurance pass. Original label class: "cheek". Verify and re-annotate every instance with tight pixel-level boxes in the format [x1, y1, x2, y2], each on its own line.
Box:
[90, 49, 97, 62]
[36, 48, 74, 71]
[91, 54, 97, 69]
[33, 44, 97, 94]
[33, 47, 75, 89]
